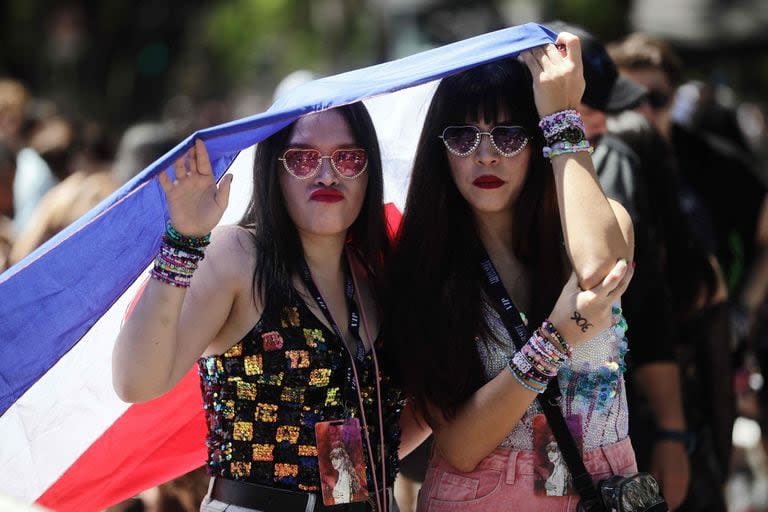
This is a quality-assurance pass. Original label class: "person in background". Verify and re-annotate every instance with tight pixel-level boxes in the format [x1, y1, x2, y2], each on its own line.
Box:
[8, 169, 118, 264]
[0, 142, 16, 271]
[608, 34, 768, 352]
[0, 78, 29, 153]
[568, 31, 733, 510]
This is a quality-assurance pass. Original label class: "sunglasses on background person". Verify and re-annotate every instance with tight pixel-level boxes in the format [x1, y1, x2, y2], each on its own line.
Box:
[279, 148, 368, 179]
[439, 125, 529, 157]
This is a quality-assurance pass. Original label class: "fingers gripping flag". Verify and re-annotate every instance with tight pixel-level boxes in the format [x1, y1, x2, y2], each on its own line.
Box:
[0, 23, 555, 511]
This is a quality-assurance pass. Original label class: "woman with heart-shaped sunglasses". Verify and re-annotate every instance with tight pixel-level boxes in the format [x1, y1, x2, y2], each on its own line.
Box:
[388, 32, 639, 512]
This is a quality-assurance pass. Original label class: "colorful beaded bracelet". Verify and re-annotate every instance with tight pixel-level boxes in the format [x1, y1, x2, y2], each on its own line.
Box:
[150, 226, 210, 288]
[541, 320, 572, 356]
[166, 222, 211, 249]
[542, 140, 593, 159]
[539, 109, 580, 135]
[507, 362, 547, 393]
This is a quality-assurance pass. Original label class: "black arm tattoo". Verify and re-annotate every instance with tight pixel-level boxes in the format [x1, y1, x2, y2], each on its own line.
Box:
[571, 311, 593, 333]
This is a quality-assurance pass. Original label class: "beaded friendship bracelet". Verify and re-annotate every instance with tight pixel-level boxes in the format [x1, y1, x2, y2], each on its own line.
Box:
[507, 362, 548, 393]
[150, 222, 211, 288]
[508, 326, 571, 393]
[538, 109, 592, 160]
[538, 109, 585, 139]
[542, 319, 572, 356]
[542, 140, 594, 159]
[166, 222, 211, 248]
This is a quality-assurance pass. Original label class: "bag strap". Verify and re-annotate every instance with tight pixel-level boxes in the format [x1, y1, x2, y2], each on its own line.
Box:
[479, 249, 604, 511]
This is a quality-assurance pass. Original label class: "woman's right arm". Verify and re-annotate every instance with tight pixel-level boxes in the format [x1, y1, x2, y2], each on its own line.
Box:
[112, 139, 236, 402]
[113, 227, 245, 402]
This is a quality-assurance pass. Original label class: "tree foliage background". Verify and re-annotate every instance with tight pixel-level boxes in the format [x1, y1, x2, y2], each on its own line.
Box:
[0, 0, 765, 140]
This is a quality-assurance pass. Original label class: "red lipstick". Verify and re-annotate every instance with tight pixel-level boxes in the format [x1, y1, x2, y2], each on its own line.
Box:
[310, 189, 344, 202]
[473, 175, 504, 189]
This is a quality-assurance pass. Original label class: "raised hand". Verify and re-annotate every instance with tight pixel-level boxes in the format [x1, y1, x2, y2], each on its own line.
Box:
[519, 32, 585, 117]
[158, 138, 233, 237]
[548, 259, 634, 347]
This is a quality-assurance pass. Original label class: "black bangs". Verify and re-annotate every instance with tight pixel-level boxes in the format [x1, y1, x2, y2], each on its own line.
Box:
[437, 58, 539, 130]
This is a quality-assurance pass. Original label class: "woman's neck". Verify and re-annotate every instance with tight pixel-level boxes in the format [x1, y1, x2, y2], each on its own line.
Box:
[299, 230, 347, 282]
[475, 209, 515, 262]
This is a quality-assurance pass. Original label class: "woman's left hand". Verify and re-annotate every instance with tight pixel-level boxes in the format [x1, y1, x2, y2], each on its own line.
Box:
[519, 32, 585, 117]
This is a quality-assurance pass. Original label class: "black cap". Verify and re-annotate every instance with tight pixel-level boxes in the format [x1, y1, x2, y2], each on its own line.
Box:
[544, 21, 648, 113]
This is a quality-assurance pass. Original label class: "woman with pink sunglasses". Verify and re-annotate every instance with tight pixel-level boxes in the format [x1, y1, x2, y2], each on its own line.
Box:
[388, 32, 639, 511]
[113, 103, 412, 511]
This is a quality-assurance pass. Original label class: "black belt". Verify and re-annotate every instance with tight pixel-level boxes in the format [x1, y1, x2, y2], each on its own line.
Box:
[211, 477, 383, 511]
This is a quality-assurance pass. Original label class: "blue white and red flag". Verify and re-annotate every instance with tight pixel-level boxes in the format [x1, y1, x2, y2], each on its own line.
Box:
[0, 23, 554, 511]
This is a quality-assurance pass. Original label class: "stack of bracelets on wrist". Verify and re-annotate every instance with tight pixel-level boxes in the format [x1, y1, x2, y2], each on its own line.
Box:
[150, 222, 211, 288]
[538, 109, 592, 159]
[507, 320, 571, 393]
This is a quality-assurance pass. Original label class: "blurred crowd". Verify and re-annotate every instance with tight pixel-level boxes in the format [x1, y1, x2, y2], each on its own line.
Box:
[0, 73, 261, 274]
[2, 21, 768, 512]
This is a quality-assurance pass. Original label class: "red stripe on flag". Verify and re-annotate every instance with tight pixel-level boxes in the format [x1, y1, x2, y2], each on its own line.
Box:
[37, 368, 207, 512]
[384, 202, 402, 239]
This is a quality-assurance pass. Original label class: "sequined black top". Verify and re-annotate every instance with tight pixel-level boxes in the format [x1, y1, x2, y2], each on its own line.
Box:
[198, 292, 403, 492]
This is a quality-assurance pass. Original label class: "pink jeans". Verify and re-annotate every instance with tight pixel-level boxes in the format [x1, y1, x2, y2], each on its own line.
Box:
[417, 437, 637, 512]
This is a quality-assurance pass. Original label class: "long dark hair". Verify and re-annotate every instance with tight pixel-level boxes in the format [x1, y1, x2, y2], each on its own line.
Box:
[387, 58, 567, 424]
[239, 102, 390, 310]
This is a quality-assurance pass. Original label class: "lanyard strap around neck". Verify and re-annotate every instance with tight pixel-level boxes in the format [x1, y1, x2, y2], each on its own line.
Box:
[478, 247, 603, 510]
[299, 251, 388, 512]
[299, 256, 366, 362]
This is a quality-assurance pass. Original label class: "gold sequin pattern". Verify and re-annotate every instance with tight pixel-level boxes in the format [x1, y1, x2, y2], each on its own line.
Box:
[280, 386, 305, 403]
[236, 381, 257, 400]
[298, 445, 318, 457]
[255, 403, 278, 422]
[281, 306, 301, 328]
[308, 368, 331, 387]
[233, 421, 254, 441]
[223, 342, 243, 358]
[324, 387, 340, 406]
[274, 463, 298, 478]
[275, 425, 300, 444]
[197, 296, 404, 491]
[244, 354, 263, 376]
[256, 372, 283, 386]
[230, 461, 251, 478]
[285, 350, 310, 369]
[252, 443, 275, 461]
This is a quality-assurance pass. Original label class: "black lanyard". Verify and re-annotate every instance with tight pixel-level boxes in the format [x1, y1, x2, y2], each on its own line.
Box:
[299, 257, 366, 362]
[478, 247, 561, 401]
[478, 246, 602, 509]
[300, 253, 388, 512]
[479, 256, 531, 349]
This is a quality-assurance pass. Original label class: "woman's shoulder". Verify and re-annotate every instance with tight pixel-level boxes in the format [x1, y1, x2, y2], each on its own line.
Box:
[210, 224, 254, 253]
[204, 224, 256, 284]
